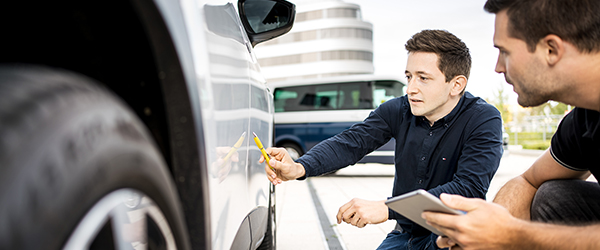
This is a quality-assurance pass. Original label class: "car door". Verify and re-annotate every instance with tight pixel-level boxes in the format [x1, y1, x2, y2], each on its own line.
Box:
[201, 2, 256, 249]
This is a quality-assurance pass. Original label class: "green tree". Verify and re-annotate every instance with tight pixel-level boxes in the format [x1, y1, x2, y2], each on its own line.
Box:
[486, 83, 511, 127]
[524, 101, 570, 116]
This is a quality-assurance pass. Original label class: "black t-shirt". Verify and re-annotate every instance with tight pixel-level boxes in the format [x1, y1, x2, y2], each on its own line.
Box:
[551, 108, 600, 178]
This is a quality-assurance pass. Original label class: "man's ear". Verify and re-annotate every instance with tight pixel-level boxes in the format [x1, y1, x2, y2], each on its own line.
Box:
[450, 75, 467, 96]
[540, 34, 564, 66]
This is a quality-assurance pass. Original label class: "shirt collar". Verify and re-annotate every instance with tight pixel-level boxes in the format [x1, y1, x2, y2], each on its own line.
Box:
[414, 92, 471, 127]
[442, 92, 470, 124]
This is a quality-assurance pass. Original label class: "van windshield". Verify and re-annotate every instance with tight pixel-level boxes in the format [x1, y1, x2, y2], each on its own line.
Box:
[273, 80, 404, 112]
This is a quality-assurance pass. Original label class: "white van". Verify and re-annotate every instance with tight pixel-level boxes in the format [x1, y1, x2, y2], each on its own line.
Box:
[268, 75, 405, 163]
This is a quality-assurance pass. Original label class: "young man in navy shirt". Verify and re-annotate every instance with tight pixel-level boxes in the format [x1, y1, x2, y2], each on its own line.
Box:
[262, 29, 504, 249]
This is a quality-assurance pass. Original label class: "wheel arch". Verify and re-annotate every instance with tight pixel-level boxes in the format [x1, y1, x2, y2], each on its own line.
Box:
[1, 0, 210, 249]
[275, 135, 305, 152]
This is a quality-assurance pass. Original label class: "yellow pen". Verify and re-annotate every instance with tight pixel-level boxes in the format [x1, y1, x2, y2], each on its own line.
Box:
[252, 132, 273, 169]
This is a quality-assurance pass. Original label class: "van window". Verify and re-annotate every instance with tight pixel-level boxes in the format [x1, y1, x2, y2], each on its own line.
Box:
[274, 81, 374, 112]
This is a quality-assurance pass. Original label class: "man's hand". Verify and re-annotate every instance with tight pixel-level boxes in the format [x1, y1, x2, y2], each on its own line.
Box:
[336, 198, 388, 228]
[421, 194, 521, 249]
[259, 147, 305, 185]
[436, 236, 462, 249]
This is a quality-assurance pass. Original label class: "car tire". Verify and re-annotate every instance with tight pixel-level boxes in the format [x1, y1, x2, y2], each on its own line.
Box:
[280, 143, 303, 161]
[0, 65, 190, 250]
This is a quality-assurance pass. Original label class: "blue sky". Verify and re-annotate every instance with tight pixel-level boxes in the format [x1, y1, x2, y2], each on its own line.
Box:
[346, 0, 516, 103]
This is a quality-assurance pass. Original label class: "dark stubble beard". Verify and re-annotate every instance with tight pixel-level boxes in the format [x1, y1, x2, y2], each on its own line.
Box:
[507, 64, 552, 108]
[516, 84, 550, 107]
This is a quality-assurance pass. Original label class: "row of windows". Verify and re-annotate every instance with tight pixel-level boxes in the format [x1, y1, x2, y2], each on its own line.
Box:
[274, 82, 372, 112]
[267, 73, 364, 83]
[273, 80, 404, 112]
[260, 27, 372, 46]
[295, 8, 361, 22]
[258, 50, 373, 67]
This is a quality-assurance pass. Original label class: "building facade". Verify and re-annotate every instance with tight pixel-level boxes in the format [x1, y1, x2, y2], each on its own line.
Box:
[254, 0, 374, 82]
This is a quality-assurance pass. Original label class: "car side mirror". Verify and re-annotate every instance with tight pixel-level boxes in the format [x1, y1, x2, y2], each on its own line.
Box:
[238, 0, 295, 47]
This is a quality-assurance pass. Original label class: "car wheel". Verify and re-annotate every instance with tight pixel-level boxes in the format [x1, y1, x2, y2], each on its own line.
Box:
[281, 143, 302, 161]
[0, 65, 190, 250]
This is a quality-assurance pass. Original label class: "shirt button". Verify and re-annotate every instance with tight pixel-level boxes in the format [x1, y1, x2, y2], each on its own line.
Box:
[421, 157, 425, 161]
[429, 132, 433, 136]
[418, 179, 423, 184]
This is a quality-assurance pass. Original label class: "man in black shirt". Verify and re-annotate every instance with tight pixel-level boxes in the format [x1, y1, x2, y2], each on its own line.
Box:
[261, 30, 504, 249]
[422, 0, 600, 249]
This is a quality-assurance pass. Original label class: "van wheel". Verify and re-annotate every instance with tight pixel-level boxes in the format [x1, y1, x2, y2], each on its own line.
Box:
[0, 65, 190, 250]
[281, 143, 303, 161]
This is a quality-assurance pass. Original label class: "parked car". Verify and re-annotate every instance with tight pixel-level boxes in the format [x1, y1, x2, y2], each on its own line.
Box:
[0, 0, 294, 249]
[503, 127, 509, 148]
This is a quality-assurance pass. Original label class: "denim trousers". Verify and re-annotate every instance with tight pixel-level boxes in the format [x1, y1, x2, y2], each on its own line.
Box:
[376, 229, 446, 250]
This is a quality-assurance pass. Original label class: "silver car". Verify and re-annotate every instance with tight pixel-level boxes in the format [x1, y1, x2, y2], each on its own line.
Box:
[0, 0, 294, 249]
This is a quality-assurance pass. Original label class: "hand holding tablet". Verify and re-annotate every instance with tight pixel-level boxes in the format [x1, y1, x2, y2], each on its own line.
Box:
[385, 189, 465, 236]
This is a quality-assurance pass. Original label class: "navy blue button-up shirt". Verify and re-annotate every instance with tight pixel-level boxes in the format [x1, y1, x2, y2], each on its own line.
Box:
[296, 92, 503, 235]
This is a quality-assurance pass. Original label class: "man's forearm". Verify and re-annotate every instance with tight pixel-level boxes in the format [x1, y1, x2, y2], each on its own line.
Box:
[513, 220, 600, 249]
[493, 175, 537, 220]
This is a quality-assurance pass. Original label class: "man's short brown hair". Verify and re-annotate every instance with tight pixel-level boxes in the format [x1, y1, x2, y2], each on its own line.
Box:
[405, 29, 471, 83]
[484, 0, 600, 53]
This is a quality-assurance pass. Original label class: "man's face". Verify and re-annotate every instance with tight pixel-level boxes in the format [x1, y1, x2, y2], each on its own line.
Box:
[405, 52, 455, 123]
[493, 10, 553, 107]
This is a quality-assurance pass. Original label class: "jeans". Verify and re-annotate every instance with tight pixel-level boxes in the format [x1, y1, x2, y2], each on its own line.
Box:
[531, 179, 600, 224]
[376, 229, 446, 250]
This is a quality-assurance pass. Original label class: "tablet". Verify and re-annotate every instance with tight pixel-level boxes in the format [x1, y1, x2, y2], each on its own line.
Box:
[385, 189, 464, 236]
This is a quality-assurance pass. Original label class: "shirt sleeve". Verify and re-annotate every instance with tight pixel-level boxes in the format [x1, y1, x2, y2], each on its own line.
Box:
[296, 99, 401, 179]
[427, 104, 503, 200]
[550, 108, 595, 171]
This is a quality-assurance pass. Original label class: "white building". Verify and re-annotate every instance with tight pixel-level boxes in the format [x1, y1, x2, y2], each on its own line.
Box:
[254, 0, 374, 82]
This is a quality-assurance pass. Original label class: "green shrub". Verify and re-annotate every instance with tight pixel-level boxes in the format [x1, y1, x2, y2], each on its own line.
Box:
[521, 140, 551, 150]
[508, 132, 553, 150]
